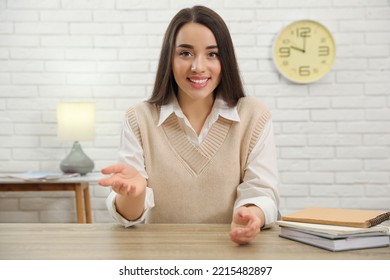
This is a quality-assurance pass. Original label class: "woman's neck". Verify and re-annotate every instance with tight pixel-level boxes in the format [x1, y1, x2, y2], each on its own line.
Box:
[178, 94, 215, 135]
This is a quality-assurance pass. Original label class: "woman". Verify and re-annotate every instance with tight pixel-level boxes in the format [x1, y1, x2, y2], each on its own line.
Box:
[99, 6, 279, 245]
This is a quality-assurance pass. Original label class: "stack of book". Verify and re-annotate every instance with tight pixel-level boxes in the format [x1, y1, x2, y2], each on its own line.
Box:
[277, 207, 390, 252]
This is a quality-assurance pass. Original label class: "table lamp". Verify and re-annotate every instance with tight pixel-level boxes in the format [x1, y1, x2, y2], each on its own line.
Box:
[57, 102, 95, 175]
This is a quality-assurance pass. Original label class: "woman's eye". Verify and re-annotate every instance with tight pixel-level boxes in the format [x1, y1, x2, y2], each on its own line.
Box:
[179, 51, 192, 57]
[209, 52, 219, 58]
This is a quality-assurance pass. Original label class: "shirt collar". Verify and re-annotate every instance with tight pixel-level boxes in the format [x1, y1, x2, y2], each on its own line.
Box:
[158, 95, 240, 127]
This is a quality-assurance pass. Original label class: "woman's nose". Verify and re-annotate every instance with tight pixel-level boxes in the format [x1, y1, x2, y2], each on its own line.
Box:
[191, 56, 206, 72]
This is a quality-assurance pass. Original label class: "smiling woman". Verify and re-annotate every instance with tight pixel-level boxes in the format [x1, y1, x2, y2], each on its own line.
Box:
[98, 5, 280, 245]
[172, 22, 222, 134]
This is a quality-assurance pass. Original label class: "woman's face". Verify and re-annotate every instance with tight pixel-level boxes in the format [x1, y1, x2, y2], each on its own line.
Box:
[172, 22, 221, 104]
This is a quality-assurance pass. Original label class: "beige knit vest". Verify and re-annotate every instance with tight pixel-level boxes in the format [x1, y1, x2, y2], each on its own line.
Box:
[127, 96, 270, 224]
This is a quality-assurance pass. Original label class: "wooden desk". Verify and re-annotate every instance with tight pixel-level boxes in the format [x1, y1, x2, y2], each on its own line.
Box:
[0, 223, 389, 260]
[0, 175, 102, 224]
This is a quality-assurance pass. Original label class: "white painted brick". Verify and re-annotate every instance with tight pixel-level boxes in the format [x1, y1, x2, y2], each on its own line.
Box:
[334, 58, 367, 70]
[94, 11, 146, 22]
[11, 48, 65, 60]
[0, 85, 38, 97]
[312, 109, 365, 121]
[367, 33, 390, 44]
[0, 211, 39, 223]
[341, 198, 390, 210]
[0, 61, 43, 72]
[65, 48, 117, 60]
[279, 184, 309, 196]
[39, 85, 92, 97]
[0, 136, 39, 147]
[67, 74, 118, 85]
[277, 97, 330, 109]
[337, 147, 389, 158]
[39, 210, 76, 223]
[364, 185, 390, 196]
[336, 172, 389, 184]
[364, 134, 390, 145]
[338, 121, 390, 133]
[45, 61, 96, 73]
[337, 70, 389, 83]
[0, 0, 389, 222]
[278, 0, 332, 7]
[0, 35, 39, 46]
[275, 135, 307, 147]
[97, 61, 149, 73]
[8, 0, 60, 9]
[282, 122, 337, 134]
[40, 11, 92, 22]
[332, 97, 386, 108]
[117, 0, 169, 10]
[310, 8, 365, 19]
[336, 45, 389, 58]
[41, 36, 93, 47]
[0, 198, 19, 210]
[0, 10, 39, 21]
[309, 84, 364, 96]
[365, 83, 390, 95]
[119, 48, 159, 60]
[61, 0, 115, 9]
[272, 110, 310, 121]
[12, 73, 65, 85]
[20, 197, 74, 210]
[369, 57, 390, 69]
[0, 73, 10, 84]
[364, 159, 390, 171]
[310, 184, 365, 197]
[310, 159, 363, 171]
[340, 20, 390, 32]
[70, 23, 121, 35]
[277, 159, 309, 171]
[308, 134, 362, 146]
[281, 147, 335, 159]
[15, 23, 68, 34]
[285, 197, 341, 209]
[94, 36, 148, 48]
[94, 210, 112, 223]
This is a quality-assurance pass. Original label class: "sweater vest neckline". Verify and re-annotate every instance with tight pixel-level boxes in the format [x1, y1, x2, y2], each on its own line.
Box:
[162, 113, 232, 175]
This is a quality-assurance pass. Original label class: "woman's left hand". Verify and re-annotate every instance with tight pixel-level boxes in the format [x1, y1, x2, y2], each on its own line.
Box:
[229, 206, 263, 245]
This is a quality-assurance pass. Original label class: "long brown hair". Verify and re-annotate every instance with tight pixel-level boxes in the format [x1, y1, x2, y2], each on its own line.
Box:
[147, 5, 245, 107]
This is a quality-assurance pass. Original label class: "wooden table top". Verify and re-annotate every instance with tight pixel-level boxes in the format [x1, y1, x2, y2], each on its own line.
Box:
[0, 223, 389, 260]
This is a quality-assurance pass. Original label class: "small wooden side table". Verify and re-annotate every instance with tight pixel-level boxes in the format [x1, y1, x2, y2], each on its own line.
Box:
[0, 174, 103, 223]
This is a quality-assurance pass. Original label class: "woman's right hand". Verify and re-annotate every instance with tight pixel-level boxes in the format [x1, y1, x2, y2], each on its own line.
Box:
[99, 163, 147, 197]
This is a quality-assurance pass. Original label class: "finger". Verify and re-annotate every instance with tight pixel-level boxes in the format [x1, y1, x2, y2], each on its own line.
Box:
[101, 163, 126, 175]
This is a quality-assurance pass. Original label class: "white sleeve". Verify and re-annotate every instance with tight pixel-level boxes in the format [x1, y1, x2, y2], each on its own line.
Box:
[105, 115, 155, 226]
[234, 119, 280, 228]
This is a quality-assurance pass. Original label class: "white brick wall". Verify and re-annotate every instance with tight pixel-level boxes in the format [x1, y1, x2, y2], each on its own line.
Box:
[0, 0, 389, 222]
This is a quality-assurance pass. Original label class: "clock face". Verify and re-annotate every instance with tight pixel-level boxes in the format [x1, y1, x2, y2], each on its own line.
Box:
[273, 20, 336, 84]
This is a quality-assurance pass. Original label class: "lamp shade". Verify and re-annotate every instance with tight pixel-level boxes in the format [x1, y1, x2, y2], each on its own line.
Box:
[57, 102, 95, 141]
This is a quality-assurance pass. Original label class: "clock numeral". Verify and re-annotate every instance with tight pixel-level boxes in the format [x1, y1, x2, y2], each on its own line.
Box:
[299, 66, 311, 76]
[297, 27, 311, 38]
[319, 46, 330, 56]
[278, 47, 290, 58]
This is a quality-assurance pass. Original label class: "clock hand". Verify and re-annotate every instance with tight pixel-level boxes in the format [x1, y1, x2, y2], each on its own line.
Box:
[290, 45, 305, 53]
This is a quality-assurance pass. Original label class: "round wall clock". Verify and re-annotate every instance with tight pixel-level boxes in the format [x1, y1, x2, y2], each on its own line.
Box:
[272, 20, 336, 84]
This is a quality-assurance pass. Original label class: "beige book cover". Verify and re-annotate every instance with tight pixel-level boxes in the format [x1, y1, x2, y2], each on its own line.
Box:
[281, 207, 390, 228]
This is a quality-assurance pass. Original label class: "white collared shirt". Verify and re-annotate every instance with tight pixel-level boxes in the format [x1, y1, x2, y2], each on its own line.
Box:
[106, 96, 280, 228]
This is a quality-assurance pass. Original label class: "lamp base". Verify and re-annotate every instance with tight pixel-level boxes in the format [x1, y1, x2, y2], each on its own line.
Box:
[60, 141, 94, 175]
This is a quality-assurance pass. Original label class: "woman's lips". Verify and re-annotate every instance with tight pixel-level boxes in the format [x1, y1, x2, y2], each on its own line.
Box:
[188, 77, 209, 89]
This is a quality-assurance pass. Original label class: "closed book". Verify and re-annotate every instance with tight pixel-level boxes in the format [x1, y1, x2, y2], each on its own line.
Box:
[279, 227, 390, 252]
[276, 220, 390, 238]
[282, 207, 390, 228]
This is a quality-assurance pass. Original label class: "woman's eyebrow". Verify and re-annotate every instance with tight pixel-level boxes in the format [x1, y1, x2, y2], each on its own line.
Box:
[176, 44, 218, 49]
